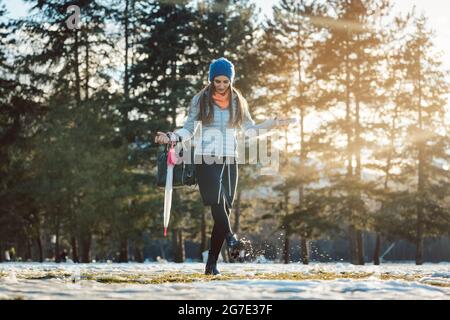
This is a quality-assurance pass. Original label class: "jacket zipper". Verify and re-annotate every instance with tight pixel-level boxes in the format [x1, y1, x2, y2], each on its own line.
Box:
[220, 108, 223, 157]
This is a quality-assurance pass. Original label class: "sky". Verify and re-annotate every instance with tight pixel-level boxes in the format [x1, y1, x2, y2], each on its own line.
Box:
[257, 0, 450, 141]
[3, 0, 449, 74]
[259, 0, 450, 70]
[3, 0, 449, 65]
[3, 0, 449, 113]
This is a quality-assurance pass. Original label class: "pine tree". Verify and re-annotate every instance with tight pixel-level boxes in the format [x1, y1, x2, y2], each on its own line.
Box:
[392, 15, 449, 265]
[256, 0, 338, 264]
[13, 0, 131, 262]
[0, 0, 45, 262]
[368, 11, 413, 264]
[311, 0, 391, 265]
[360, 11, 449, 265]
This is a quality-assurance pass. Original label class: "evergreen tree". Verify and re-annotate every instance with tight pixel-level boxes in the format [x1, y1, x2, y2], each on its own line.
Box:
[0, 0, 45, 262]
[382, 15, 450, 265]
[311, 0, 390, 265]
[368, 11, 413, 264]
[256, 0, 334, 264]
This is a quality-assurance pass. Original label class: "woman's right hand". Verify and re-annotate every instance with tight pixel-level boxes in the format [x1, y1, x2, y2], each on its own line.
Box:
[275, 117, 297, 128]
[154, 131, 170, 144]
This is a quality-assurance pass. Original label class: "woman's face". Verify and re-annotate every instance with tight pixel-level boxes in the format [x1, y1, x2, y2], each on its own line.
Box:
[213, 75, 231, 94]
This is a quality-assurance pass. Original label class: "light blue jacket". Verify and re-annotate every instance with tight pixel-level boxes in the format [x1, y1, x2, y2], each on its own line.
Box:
[174, 89, 277, 158]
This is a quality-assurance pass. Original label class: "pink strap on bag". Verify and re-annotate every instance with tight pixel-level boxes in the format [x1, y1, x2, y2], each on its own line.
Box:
[167, 142, 177, 167]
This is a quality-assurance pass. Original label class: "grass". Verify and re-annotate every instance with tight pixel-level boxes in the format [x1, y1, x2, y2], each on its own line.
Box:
[0, 268, 448, 287]
[1, 271, 447, 287]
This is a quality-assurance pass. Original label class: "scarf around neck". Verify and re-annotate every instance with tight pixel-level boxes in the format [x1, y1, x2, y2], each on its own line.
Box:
[212, 88, 231, 109]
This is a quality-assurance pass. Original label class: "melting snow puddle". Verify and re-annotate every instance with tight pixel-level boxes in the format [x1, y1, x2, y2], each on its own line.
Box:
[0, 262, 449, 300]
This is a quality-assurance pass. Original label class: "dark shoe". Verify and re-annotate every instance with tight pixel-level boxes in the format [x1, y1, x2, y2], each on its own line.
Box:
[205, 252, 220, 275]
[225, 233, 248, 260]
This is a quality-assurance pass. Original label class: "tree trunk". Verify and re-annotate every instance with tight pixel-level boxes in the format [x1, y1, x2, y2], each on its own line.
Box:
[300, 237, 309, 265]
[376, 66, 401, 266]
[171, 61, 178, 127]
[0, 240, 3, 262]
[348, 224, 356, 264]
[356, 229, 365, 265]
[54, 233, 60, 263]
[54, 219, 60, 263]
[171, 229, 178, 262]
[415, 232, 424, 265]
[84, 25, 89, 100]
[354, 69, 364, 267]
[415, 48, 425, 266]
[172, 229, 185, 263]
[74, 29, 81, 106]
[175, 229, 185, 263]
[134, 244, 144, 263]
[80, 233, 92, 263]
[296, 12, 307, 234]
[17, 231, 29, 261]
[416, 193, 424, 265]
[71, 236, 79, 263]
[159, 240, 166, 260]
[36, 235, 44, 263]
[26, 237, 32, 262]
[119, 237, 128, 262]
[283, 231, 290, 264]
[344, 32, 353, 179]
[373, 233, 381, 265]
[124, 0, 130, 99]
[344, 33, 356, 265]
[298, 105, 305, 208]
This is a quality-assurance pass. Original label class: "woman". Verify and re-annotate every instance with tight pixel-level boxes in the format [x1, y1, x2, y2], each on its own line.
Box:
[155, 57, 293, 275]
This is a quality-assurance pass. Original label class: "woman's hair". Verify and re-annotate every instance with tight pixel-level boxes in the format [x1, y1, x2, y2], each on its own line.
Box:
[195, 83, 246, 128]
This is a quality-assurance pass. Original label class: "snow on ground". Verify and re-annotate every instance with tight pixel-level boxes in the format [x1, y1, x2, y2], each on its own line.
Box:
[0, 262, 449, 300]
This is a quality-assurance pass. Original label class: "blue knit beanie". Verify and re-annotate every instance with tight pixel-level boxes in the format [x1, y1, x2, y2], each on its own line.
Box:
[208, 57, 235, 83]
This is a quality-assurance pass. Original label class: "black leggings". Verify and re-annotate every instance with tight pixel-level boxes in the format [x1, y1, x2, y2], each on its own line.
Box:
[210, 192, 233, 260]
[195, 155, 238, 261]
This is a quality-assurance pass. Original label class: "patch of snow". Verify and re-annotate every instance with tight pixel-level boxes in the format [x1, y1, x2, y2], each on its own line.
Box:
[255, 255, 270, 264]
[0, 262, 449, 300]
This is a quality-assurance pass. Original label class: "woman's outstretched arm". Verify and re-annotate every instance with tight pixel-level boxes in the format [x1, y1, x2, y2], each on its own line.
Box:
[240, 97, 276, 135]
[240, 100, 296, 137]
